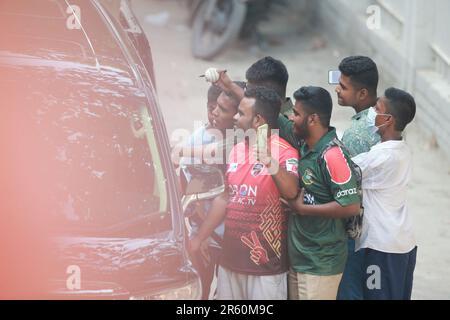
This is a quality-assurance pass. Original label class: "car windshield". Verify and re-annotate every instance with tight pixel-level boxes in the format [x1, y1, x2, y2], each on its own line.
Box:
[0, 57, 170, 235]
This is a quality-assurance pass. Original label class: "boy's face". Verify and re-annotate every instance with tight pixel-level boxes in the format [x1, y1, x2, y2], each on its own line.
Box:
[234, 97, 257, 132]
[335, 74, 359, 107]
[212, 92, 237, 131]
[374, 97, 393, 134]
[206, 100, 217, 126]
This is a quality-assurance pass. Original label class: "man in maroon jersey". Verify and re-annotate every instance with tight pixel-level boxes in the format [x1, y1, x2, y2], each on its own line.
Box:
[190, 86, 299, 300]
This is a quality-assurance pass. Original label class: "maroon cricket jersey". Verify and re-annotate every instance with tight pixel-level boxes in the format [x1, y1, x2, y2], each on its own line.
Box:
[220, 135, 299, 275]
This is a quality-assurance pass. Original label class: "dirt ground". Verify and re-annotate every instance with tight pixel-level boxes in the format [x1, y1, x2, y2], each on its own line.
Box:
[132, 0, 450, 299]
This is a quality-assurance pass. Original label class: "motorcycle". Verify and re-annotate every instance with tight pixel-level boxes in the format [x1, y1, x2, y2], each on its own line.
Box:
[188, 0, 247, 60]
[187, 0, 317, 60]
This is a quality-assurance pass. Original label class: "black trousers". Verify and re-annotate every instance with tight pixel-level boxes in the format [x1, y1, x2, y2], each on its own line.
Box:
[363, 246, 417, 300]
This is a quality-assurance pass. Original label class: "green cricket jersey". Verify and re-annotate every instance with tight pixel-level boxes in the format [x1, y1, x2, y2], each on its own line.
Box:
[288, 128, 361, 275]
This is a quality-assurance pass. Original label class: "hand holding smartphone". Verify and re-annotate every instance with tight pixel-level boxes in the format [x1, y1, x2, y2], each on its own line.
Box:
[255, 124, 269, 162]
[328, 70, 341, 85]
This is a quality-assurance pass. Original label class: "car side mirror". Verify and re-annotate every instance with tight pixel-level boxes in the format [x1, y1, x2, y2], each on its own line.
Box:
[181, 164, 225, 213]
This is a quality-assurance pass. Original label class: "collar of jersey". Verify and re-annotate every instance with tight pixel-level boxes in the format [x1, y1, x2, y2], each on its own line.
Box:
[300, 127, 337, 157]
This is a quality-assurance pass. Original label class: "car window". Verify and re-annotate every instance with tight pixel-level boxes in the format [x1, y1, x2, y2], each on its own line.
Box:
[97, 0, 157, 88]
[0, 60, 170, 235]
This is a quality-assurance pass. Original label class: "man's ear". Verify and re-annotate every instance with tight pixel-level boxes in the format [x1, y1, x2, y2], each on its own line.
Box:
[358, 88, 369, 101]
[253, 114, 266, 128]
[386, 113, 395, 128]
[308, 114, 317, 126]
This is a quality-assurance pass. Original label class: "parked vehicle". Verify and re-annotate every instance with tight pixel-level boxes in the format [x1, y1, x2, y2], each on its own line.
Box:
[0, 0, 223, 299]
[188, 0, 248, 60]
[188, 0, 296, 60]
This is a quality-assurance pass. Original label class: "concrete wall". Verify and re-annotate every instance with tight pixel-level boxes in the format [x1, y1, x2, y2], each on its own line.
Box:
[317, 0, 450, 159]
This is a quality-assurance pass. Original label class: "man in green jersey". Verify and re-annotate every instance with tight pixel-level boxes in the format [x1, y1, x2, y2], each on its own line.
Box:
[285, 86, 361, 300]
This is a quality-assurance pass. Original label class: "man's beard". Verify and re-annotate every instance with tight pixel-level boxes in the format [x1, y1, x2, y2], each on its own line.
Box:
[295, 118, 310, 140]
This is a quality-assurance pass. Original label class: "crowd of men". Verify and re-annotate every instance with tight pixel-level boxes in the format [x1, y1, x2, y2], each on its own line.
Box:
[176, 56, 417, 300]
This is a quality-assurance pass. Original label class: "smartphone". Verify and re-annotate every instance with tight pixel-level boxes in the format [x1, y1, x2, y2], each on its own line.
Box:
[328, 70, 341, 85]
[256, 124, 269, 160]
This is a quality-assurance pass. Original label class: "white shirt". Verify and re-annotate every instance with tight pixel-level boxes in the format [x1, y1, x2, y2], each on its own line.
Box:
[352, 140, 416, 253]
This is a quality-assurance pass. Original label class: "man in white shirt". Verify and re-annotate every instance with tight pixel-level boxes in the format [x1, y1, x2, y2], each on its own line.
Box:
[352, 87, 417, 300]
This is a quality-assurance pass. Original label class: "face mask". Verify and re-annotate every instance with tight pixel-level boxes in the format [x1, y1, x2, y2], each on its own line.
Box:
[366, 107, 378, 133]
[367, 107, 389, 134]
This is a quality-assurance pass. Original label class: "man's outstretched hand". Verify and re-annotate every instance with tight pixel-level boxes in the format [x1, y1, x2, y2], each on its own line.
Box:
[215, 70, 234, 92]
[203, 67, 245, 107]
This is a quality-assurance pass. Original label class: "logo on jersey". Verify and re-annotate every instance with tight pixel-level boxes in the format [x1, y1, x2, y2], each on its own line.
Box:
[229, 184, 258, 206]
[324, 146, 352, 185]
[286, 158, 299, 173]
[303, 190, 316, 205]
[302, 168, 315, 186]
[337, 188, 358, 198]
[251, 163, 265, 177]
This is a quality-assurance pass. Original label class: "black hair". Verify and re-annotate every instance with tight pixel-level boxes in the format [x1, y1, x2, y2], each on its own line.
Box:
[245, 56, 289, 99]
[207, 85, 222, 104]
[293, 86, 333, 127]
[338, 56, 379, 96]
[384, 87, 416, 131]
[244, 86, 281, 129]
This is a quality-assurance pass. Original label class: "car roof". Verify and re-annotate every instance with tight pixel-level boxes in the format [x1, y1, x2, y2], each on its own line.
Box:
[0, 0, 162, 112]
[0, 0, 137, 75]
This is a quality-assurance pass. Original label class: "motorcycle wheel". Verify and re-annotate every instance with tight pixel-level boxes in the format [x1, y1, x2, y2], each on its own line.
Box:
[191, 0, 247, 60]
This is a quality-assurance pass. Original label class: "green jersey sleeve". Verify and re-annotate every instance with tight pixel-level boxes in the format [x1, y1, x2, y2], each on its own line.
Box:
[277, 114, 299, 148]
[322, 146, 361, 206]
